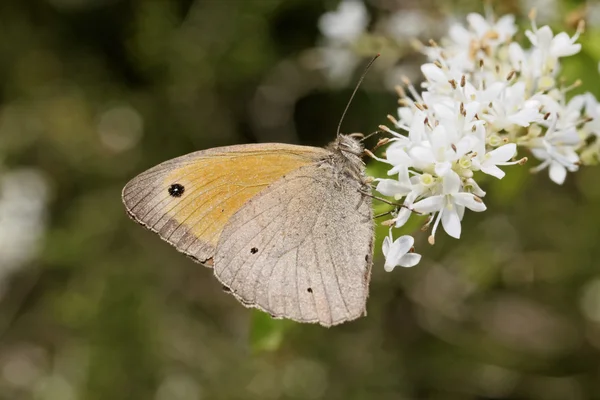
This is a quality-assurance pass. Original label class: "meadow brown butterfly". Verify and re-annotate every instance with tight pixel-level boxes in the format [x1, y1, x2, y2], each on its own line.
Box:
[122, 57, 379, 327]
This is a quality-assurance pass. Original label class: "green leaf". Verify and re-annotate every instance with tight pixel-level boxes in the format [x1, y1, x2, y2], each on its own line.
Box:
[249, 310, 293, 353]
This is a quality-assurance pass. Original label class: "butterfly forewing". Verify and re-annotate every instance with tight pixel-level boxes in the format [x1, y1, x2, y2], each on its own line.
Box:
[122, 144, 328, 264]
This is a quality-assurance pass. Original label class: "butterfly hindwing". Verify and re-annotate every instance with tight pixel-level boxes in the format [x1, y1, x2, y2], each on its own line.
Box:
[213, 163, 374, 327]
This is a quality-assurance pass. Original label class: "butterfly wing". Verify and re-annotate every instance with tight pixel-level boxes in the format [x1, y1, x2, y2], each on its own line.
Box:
[122, 144, 329, 265]
[213, 162, 374, 327]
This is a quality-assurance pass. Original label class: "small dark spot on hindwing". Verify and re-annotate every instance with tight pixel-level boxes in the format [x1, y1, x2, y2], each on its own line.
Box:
[250, 247, 258, 254]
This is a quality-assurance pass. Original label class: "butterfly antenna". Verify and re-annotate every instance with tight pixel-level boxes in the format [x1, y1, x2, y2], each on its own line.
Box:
[336, 53, 380, 137]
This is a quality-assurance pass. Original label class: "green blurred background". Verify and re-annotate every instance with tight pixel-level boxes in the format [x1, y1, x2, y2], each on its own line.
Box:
[1, 0, 600, 399]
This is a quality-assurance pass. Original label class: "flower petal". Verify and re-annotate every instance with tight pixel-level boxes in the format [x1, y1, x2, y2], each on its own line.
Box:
[487, 143, 517, 163]
[384, 259, 397, 272]
[412, 195, 444, 214]
[421, 63, 448, 84]
[383, 235, 414, 272]
[481, 164, 506, 179]
[410, 146, 436, 165]
[382, 235, 391, 257]
[376, 179, 411, 197]
[452, 193, 487, 212]
[441, 207, 461, 238]
[386, 147, 413, 167]
[394, 235, 414, 254]
[398, 253, 422, 268]
[467, 13, 489, 37]
[464, 178, 486, 197]
[395, 207, 412, 228]
[435, 161, 452, 177]
[443, 171, 461, 194]
[549, 161, 567, 184]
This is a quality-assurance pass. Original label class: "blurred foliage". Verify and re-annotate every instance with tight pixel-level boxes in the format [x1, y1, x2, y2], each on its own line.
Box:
[1, 0, 600, 399]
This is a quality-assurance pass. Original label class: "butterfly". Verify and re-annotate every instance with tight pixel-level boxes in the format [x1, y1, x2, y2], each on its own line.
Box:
[122, 56, 380, 327]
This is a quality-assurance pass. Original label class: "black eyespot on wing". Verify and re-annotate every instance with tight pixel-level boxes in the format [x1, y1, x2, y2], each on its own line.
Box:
[307, 287, 313, 293]
[222, 285, 231, 292]
[250, 247, 258, 254]
[168, 183, 185, 197]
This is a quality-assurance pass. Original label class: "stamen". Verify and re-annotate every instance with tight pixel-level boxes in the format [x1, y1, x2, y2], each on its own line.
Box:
[424, 117, 432, 129]
[575, 19, 585, 37]
[430, 209, 443, 244]
[395, 85, 406, 98]
[529, 8, 538, 31]
[410, 38, 424, 51]
[372, 138, 391, 151]
[378, 125, 394, 134]
[402, 75, 425, 103]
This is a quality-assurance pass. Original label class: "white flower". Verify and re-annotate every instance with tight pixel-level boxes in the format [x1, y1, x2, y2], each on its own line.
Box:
[382, 234, 421, 271]
[579, 93, 600, 138]
[481, 82, 544, 131]
[529, 139, 579, 184]
[524, 23, 583, 80]
[318, 0, 368, 43]
[528, 116, 581, 184]
[467, 13, 517, 43]
[469, 124, 520, 179]
[525, 25, 582, 60]
[371, 10, 598, 266]
[411, 172, 486, 240]
[472, 142, 518, 179]
[530, 142, 578, 184]
[443, 13, 517, 70]
[408, 125, 473, 177]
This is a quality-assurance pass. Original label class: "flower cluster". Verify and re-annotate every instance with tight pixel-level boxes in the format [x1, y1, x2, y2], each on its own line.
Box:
[375, 10, 600, 271]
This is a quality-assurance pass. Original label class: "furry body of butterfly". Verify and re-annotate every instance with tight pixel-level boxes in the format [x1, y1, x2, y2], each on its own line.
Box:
[122, 134, 373, 327]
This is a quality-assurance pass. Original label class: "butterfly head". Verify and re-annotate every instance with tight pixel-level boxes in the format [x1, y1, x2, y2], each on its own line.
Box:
[328, 134, 366, 178]
[333, 134, 364, 157]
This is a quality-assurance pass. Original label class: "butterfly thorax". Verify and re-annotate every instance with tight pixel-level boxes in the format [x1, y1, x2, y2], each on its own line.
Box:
[327, 134, 366, 182]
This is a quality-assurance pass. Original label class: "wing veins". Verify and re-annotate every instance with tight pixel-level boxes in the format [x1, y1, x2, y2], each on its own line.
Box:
[226, 204, 288, 289]
[323, 214, 351, 318]
[310, 234, 333, 325]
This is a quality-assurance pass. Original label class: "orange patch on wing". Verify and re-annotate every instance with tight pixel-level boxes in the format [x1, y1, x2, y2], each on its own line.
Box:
[162, 150, 319, 248]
